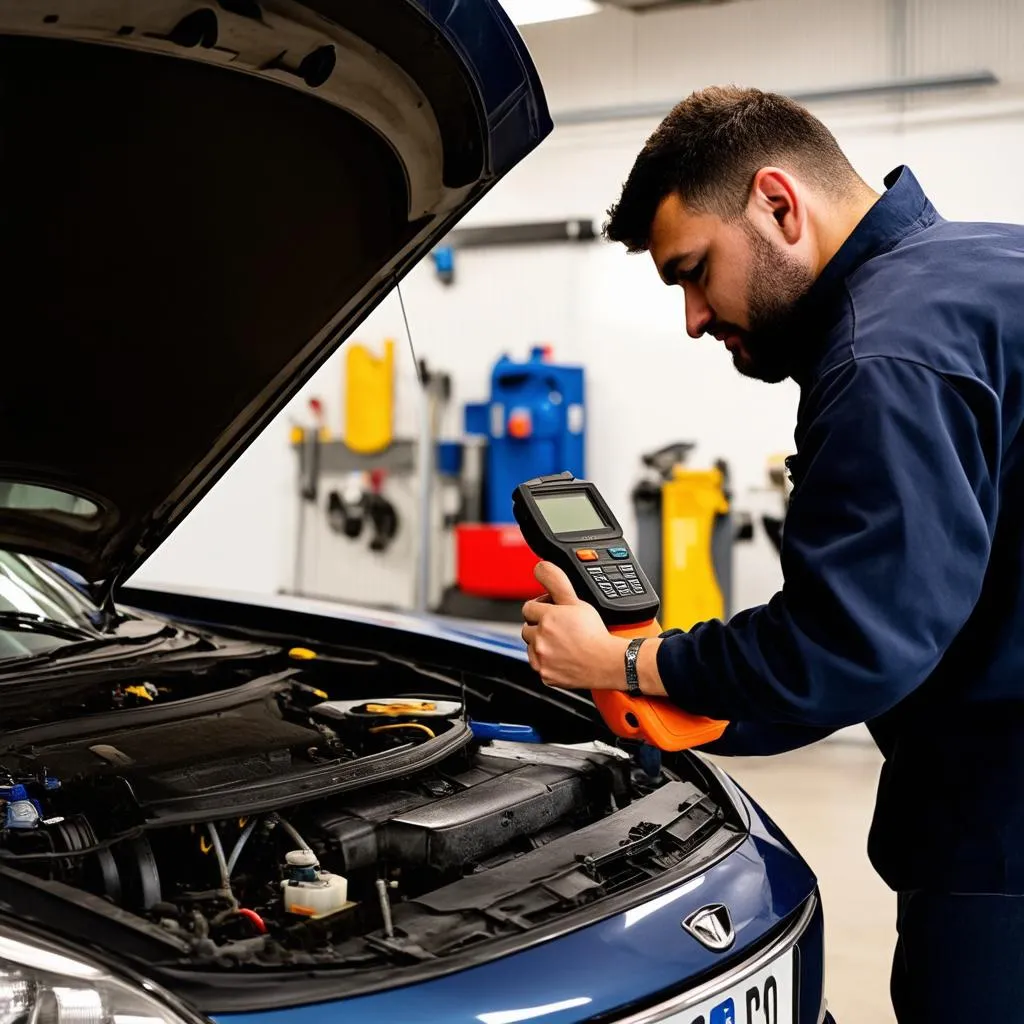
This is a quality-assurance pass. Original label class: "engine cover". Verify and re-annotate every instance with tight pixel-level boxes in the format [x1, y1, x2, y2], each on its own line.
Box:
[312, 741, 631, 873]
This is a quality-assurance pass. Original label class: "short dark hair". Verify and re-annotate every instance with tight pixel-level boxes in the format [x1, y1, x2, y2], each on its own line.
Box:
[604, 86, 860, 252]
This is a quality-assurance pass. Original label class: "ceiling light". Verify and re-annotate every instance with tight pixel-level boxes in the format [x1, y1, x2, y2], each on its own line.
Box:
[500, 0, 602, 26]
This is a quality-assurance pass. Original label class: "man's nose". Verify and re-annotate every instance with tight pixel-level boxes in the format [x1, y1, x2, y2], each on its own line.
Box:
[683, 284, 714, 339]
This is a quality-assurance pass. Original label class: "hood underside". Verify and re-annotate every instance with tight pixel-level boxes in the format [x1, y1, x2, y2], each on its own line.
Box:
[0, 0, 550, 584]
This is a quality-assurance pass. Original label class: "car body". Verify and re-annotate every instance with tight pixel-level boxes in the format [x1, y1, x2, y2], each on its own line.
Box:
[0, 2, 827, 1023]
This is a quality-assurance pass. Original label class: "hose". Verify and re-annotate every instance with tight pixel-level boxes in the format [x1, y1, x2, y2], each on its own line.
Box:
[236, 908, 268, 935]
[205, 823, 237, 908]
[368, 722, 436, 739]
[276, 816, 312, 852]
[226, 817, 260, 876]
[0, 827, 144, 861]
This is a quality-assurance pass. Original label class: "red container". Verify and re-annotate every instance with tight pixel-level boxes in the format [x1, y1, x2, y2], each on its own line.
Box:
[455, 523, 544, 600]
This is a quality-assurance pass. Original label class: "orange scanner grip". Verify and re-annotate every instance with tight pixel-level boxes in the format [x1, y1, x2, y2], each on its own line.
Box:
[595, 620, 728, 752]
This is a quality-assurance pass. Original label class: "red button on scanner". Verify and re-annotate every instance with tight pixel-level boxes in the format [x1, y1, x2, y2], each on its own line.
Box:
[575, 549, 599, 562]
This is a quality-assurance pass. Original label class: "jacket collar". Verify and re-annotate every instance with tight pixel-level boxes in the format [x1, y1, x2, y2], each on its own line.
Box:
[813, 165, 938, 296]
[789, 166, 941, 385]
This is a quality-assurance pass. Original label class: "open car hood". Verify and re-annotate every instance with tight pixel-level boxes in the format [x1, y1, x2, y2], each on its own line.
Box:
[0, 0, 550, 587]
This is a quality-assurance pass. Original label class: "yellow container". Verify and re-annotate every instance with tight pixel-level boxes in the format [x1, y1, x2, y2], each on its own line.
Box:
[660, 466, 729, 631]
[344, 340, 394, 454]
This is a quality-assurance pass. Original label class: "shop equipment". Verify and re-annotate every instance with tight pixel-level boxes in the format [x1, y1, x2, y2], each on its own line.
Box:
[632, 444, 741, 630]
[455, 346, 584, 601]
[290, 354, 452, 613]
[344, 340, 395, 455]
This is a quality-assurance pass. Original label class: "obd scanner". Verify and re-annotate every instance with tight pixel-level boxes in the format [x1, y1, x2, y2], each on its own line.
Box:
[513, 472, 727, 752]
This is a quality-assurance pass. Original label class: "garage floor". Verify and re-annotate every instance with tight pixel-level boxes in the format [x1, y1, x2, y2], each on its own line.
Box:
[708, 742, 897, 1024]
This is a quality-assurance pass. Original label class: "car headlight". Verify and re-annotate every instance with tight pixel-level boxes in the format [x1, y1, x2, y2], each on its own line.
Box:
[0, 928, 201, 1024]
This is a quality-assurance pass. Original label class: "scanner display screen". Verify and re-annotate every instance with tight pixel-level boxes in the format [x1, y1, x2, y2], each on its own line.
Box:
[534, 492, 606, 535]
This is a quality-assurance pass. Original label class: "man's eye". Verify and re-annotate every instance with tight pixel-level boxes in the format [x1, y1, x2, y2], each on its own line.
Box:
[681, 259, 706, 285]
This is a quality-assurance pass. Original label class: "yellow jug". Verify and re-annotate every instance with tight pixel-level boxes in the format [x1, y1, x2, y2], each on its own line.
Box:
[660, 466, 729, 630]
[344, 340, 394, 454]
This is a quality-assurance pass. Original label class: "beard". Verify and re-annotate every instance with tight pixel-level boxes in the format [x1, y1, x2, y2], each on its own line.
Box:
[723, 222, 816, 383]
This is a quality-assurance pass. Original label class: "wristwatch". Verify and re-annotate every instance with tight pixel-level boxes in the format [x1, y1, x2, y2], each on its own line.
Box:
[624, 637, 646, 695]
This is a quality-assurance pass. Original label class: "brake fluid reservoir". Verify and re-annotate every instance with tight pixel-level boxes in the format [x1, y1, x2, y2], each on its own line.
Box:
[281, 849, 349, 918]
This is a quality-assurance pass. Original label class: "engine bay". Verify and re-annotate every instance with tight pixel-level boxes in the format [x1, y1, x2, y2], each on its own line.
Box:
[0, 643, 738, 970]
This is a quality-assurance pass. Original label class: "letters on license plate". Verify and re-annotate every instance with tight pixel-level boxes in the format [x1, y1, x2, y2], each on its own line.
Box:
[669, 947, 795, 1024]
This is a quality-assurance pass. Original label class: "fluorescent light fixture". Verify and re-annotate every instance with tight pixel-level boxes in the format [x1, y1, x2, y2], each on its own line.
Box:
[500, 0, 601, 26]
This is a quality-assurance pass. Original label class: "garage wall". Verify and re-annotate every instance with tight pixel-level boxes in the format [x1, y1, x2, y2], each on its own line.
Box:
[132, 0, 1024, 613]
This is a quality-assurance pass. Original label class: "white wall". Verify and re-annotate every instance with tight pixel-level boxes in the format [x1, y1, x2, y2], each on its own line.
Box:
[132, 0, 1024, 613]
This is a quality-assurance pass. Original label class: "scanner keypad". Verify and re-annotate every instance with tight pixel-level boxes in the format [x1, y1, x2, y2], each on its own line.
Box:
[581, 551, 647, 600]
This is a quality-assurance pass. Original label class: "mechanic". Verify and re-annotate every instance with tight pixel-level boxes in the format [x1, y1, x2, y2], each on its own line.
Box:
[520, 86, 1024, 1022]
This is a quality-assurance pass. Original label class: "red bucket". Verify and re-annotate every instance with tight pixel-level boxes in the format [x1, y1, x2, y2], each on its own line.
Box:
[455, 523, 544, 600]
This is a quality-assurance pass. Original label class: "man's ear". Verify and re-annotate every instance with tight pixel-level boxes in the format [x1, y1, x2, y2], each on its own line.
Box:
[748, 167, 804, 244]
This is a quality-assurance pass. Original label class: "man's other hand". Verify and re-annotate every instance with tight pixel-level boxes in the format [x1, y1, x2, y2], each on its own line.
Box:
[521, 561, 626, 690]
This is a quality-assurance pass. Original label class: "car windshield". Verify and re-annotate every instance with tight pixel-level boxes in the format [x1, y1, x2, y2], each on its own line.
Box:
[0, 551, 100, 660]
[0, 482, 99, 517]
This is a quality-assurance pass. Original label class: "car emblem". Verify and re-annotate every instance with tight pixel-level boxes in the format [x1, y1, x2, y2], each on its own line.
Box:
[682, 904, 735, 951]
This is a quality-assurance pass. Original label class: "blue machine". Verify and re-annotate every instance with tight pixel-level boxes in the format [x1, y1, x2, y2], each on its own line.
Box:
[464, 346, 585, 524]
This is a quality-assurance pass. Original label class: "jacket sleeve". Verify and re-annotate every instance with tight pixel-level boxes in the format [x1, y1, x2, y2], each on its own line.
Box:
[657, 355, 998, 729]
[657, 629, 838, 753]
[698, 721, 838, 757]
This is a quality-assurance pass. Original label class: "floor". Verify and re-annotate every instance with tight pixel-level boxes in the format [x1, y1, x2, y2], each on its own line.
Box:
[707, 741, 897, 1024]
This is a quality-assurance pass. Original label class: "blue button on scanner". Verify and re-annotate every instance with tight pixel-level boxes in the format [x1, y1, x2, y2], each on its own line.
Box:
[608, 547, 629, 558]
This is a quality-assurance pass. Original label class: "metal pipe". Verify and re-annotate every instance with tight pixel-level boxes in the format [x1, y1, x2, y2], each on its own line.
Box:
[415, 372, 434, 615]
[376, 878, 397, 939]
[552, 71, 999, 127]
[396, 278, 434, 616]
[888, 0, 909, 82]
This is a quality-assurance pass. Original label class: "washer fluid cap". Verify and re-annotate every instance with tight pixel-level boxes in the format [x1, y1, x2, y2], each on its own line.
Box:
[286, 849, 319, 868]
[470, 721, 541, 743]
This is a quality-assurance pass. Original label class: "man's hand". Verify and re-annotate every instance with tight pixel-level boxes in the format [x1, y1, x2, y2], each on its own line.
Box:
[521, 562, 627, 691]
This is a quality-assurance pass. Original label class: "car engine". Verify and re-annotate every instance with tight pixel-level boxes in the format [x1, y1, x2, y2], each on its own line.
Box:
[0, 653, 736, 970]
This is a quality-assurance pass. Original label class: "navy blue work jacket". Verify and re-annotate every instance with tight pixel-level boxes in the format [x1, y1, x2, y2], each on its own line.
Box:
[658, 166, 1024, 893]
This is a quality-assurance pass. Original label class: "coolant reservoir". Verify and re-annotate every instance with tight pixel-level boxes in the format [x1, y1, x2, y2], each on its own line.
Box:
[281, 849, 349, 918]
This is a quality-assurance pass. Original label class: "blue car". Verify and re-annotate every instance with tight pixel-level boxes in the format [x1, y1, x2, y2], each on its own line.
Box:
[0, 2, 826, 1023]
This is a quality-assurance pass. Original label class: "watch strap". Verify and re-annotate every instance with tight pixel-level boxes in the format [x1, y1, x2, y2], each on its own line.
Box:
[624, 637, 645, 695]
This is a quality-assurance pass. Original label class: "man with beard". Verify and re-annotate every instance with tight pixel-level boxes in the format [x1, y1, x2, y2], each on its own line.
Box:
[520, 86, 1024, 1021]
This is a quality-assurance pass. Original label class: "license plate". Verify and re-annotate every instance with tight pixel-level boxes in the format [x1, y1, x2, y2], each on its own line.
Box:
[667, 947, 795, 1024]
